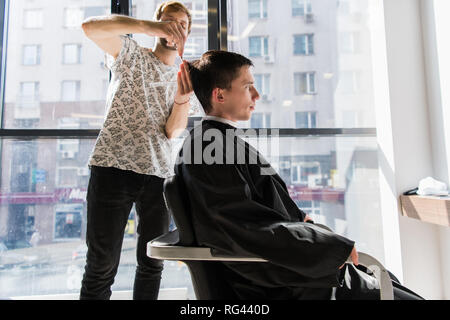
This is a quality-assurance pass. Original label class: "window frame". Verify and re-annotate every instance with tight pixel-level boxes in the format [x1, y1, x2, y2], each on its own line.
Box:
[248, 0, 268, 20]
[22, 44, 41, 66]
[293, 33, 314, 55]
[292, 0, 312, 17]
[294, 71, 316, 95]
[62, 43, 82, 65]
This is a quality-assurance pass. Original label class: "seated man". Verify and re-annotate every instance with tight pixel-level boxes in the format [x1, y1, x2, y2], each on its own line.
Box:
[174, 50, 423, 300]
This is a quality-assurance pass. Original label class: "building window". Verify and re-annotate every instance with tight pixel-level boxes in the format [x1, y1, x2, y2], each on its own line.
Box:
[338, 71, 360, 93]
[23, 9, 43, 29]
[54, 204, 83, 240]
[294, 72, 316, 95]
[250, 112, 271, 128]
[291, 162, 321, 186]
[57, 139, 79, 161]
[292, 0, 312, 16]
[64, 7, 84, 28]
[248, 0, 267, 19]
[294, 34, 314, 55]
[297, 200, 321, 215]
[295, 111, 317, 128]
[19, 82, 39, 104]
[61, 81, 80, 101]
[63, 44, 82, 64]
[22, 45, 41, 65]
[254, 74, 271, 96]
[340, 32, 359, 54]
[249, 36, 269, 57]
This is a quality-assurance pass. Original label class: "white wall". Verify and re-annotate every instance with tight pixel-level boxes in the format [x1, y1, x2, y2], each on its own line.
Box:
[379, 0, 450, 300]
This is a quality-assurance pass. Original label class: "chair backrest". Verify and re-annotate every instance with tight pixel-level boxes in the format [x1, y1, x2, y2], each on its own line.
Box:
[163, 175, 196, 246]
[163, 175, 239, 299]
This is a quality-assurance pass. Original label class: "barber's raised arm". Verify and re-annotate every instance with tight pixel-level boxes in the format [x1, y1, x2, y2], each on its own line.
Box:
[82, 15, 186, 59]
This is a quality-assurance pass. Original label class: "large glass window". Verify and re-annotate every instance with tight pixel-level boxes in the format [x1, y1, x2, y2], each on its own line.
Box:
[0, 0, 207, 300]
[4, 1, 109, 129]
[1, 0, 391, 299]
[228, 0, 386, 264]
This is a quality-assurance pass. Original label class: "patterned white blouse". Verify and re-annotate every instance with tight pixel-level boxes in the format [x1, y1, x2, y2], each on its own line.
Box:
[88, 35, 203, 178]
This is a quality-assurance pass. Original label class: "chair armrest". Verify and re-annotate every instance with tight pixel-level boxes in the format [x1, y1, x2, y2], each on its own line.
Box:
[316, 224, 393, 300]
[147, 230, 267, 262]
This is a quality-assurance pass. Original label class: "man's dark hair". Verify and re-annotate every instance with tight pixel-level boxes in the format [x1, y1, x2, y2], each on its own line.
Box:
[188, 50, 253, 114]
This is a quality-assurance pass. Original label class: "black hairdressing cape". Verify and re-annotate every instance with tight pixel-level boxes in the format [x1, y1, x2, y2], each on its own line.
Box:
[174, 119, 355, 299]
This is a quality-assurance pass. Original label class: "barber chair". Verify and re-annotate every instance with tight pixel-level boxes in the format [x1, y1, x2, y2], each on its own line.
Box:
[147, 175, 395, 300]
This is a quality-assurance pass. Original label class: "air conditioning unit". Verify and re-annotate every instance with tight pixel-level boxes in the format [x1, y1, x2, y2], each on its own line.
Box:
[279, 161, 291, 169]
[62, 151, 75, 159]
[305, 13, 314, 23]
[77, 168, 89, 176]
[264, 55, 275, 64]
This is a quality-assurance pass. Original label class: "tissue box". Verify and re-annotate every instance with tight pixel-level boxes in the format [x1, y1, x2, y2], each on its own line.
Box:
[400, 195, 450, 227]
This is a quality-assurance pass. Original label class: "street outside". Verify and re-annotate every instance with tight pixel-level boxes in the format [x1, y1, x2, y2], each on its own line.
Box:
[0, 239, 195, 299]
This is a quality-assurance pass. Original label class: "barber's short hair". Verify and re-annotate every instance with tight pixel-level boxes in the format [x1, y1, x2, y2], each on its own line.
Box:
[188, 50, 254, 114]
[155, 1, 192, 34]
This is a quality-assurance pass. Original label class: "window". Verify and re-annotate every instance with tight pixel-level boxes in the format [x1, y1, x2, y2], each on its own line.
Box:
[23, 9, 43, 29]
[20, 81, 39, 101]
[294, 34, 314, 55]
[17, 81, 40, 119]
[249, 36, 269, 57]
[294, 72, 316, 95]
[0, 0, 391, 300]
[64, 7, 84, 28]
[340, 32, 359, 53]
[54, 205, 83, 240]
[250, 112, 271, 128]
[295, 111, 317, 128]
[292, 0, 312, 17]
[338, 71, 360, 93]
[61, 80, 80, 101]
[63, 44, 82, 64]
[254, 74, 271, 96]
[291, 162, 321, 186]
[22, 45, 41, 65]
[248, 0, 267, 19]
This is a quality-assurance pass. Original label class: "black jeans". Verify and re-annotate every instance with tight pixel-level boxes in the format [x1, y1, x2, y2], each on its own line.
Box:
[80, 166, 169, 300]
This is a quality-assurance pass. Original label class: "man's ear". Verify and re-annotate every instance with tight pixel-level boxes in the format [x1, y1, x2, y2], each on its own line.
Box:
[212, 88, 225, 104]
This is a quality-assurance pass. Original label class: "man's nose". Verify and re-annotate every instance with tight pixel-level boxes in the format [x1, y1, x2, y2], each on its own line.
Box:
[252, 87, 260, 100]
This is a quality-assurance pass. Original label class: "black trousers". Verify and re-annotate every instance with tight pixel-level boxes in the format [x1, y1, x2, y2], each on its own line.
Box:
[80, 166, 169, 300]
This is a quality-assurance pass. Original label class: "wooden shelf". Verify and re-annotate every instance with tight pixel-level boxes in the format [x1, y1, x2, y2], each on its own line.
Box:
[400, 195, 450, 227]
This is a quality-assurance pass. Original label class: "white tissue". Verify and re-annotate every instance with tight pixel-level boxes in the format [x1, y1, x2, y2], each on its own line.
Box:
[417, 177, 449, 196]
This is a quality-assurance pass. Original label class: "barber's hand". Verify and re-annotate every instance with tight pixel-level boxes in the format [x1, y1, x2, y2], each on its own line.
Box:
[174, 60, 193, 105]
[148, 20, 187, 57]
[339, 246, 359, 269]
[304, 215, 314, 223]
